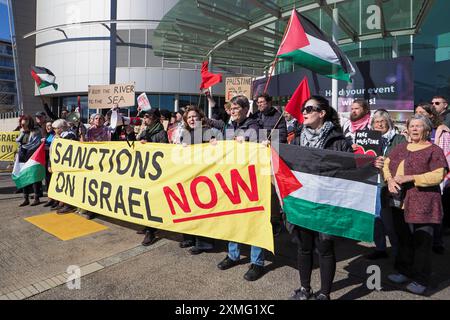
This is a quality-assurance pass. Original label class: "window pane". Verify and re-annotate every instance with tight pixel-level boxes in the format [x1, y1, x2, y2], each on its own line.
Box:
[116, 30, 130, 67]
[130, 29, 146, 67]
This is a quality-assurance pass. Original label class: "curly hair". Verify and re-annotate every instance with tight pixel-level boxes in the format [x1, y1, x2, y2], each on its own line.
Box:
[182, 105, 206, 131]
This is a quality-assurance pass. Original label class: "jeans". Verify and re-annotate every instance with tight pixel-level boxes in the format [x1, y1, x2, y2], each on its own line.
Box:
[228, 242, 264, 266]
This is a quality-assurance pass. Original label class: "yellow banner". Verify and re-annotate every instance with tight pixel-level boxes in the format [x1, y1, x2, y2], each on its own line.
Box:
[48, 139, 274, 252]
[0, 131, 20, 162]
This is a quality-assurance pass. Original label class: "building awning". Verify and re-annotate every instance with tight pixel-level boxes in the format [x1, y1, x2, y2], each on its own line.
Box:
[153, 0, 434, 72]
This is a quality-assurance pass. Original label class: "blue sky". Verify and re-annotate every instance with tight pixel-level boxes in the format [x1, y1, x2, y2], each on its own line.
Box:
[0, 1, 11, 41]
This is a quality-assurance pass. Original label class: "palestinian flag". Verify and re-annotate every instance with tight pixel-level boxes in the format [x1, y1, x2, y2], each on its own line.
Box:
[272, 144, 378, 242]
[277, 9, 355, 82]
[31, 66, 58, 90]
[12, 143, 46, 189]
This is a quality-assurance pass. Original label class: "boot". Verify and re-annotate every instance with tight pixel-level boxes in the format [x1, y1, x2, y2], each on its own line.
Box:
[19, 197, 30, 207]
[142, 230, 157, 246]
[30, 197, 41, 206]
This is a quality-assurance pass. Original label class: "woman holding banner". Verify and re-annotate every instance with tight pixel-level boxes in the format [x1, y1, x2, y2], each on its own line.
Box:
[216, 95, 266, 282]
[289, 96, 354, 300]
[136, 109, 168, 246]
[82, 114, 111, 219]
[383, 114, 448, 295]
[48, 119, 77, 214]
[177, 105, 221, 255]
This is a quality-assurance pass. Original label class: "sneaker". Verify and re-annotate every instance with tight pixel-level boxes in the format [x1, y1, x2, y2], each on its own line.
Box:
[217, 256, 239, 270]
[141, 230, 157, 246]
[243, 264, 264, 281]
[365, 250, 389, 260]
[314, 293, 331, 300]
[406, 282, 427, 295]
[432, 245, 445, 255]
[290, 287, 314, 300]
[388, 273, 409, 284]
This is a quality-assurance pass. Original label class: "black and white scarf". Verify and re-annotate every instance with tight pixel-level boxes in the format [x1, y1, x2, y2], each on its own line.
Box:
[300, 121, 335, 149]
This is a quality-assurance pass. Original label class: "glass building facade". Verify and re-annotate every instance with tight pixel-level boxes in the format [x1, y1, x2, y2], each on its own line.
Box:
[0, 40, 16, 111]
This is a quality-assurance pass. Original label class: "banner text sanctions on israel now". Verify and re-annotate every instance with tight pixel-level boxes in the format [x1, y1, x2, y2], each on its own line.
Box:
[48, 139, 274, 252]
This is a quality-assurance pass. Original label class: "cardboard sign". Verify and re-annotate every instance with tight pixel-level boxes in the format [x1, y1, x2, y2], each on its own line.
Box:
[355, 130, 382, 156]
[225, 77, 252, 102]
[88, 83, 135, 109]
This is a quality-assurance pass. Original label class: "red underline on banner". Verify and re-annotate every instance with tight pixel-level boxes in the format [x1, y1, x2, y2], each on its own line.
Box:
[172, 206, 265, 223]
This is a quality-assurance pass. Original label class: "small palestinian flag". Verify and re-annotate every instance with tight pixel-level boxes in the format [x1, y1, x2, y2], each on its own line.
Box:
[12, 143, 46, 189]
[272, 144, 378, 242]
[31, 66, 58, 90]
[277, 9, 355, 82]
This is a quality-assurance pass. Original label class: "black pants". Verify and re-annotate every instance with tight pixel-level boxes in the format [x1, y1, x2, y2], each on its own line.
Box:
[293, 226, 336, 295]
[23, 182, 42, 199]
[443, 187, 450, 228]
[391, 207, 434, 286]
[182, 234, 214, 249]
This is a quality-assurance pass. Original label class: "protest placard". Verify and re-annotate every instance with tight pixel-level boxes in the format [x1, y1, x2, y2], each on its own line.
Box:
[355, 130, 382, 156]
[225, 77, 252, 101]
[88, 83, 135, 109]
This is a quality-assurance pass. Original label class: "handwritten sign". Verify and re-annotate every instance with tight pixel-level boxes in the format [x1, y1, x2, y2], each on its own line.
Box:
[225, 77, 252, 102]
[355, 130, 382, 156]
[88, 83, 135, 109]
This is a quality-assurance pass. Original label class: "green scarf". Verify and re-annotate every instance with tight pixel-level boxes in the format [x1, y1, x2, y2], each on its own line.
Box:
[144, 121, 164, 138]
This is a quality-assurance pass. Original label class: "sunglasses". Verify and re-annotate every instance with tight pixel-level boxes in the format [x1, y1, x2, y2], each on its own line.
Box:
[431, 101, 442, 105]
[301, 105, 322, 114]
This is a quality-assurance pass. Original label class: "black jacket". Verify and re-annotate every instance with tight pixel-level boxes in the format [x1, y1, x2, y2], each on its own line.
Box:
[226, 117, 260, 142]
[291, 124, 353, 152]
[137, 126, 168, 143]
[252, 107, 287, 143]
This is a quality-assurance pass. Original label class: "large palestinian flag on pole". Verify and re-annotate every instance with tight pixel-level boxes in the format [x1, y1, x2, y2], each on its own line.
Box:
[272, 144, 378, 242]
[277, 9, 355, 82]
[12, 143, 46, 189]
[31, 66, 58, 90]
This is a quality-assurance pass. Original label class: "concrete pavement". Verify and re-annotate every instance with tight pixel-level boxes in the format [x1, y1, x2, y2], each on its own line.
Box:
[0, 173, 449, 300]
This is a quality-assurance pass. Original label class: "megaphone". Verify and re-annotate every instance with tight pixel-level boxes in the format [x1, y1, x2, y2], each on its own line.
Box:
[110, 110, 141, 129]
[67, 111, 80, 123]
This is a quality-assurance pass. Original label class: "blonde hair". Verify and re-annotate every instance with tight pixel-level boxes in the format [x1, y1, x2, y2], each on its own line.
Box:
[52, 119, 68, 129]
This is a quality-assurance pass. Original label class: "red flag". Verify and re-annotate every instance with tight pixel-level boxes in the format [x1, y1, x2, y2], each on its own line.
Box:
[199, 61, 222, 90]
[284, 77, 310, 124]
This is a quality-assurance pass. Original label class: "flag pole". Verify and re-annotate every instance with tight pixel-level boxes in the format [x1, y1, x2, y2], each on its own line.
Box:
[263, 58, 278, 95]
[264, 5, 295, 95]
[267, 111, 285, 141]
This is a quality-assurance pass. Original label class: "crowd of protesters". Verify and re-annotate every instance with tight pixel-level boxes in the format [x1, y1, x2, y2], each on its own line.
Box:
[14, 93, 449, 299]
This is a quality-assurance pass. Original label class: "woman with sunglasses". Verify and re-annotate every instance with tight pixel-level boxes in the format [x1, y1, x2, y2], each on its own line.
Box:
[289, 95, 353, 300]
